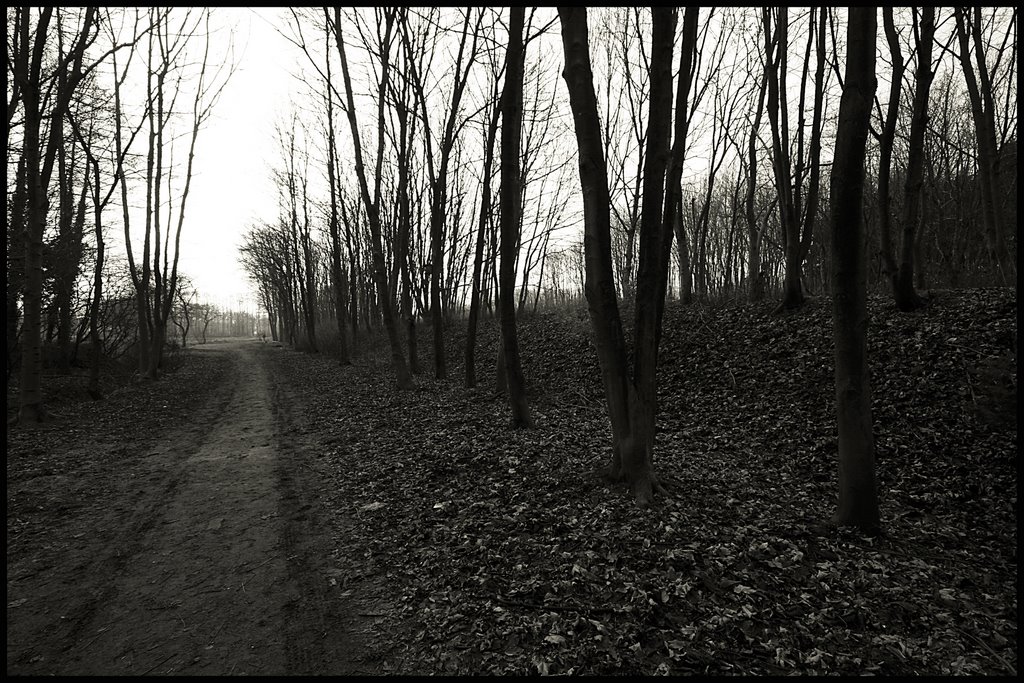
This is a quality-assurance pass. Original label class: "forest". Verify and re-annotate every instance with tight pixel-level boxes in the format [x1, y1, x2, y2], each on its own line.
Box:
[5, 6, 1018, 676]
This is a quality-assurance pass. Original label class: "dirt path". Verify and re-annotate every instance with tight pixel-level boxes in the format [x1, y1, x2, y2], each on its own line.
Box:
[6, 341, 381, 675]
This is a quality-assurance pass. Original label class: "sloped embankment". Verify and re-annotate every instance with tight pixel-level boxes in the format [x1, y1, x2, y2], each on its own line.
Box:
[263, 287, 1016, 675]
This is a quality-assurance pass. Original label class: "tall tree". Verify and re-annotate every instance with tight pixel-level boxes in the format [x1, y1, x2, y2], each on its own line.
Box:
[875, 7, 906, 299]
[12, 7, 98, 423]
[743, 56, 769, 302]
[559, 6, 699, 504]
[497, 7, 533, 428]
[273, 115, 318, 352]
[331, 7, 413, 389]
[953, 7, 1015, 284]
[123, 8, 230, 379]
[763, 7, 827, 312]
[51, 85, 90, 373]
[400, 7, 484, 380]
[280, 8, 351, 361]
[388, 12, 423, 373]
[67, 17, 147, 398]
[464, 36, 504, 389]
[322, 22, 351, 364]
[894, 7, 935, 309]
[878, 7, 934, 311]
[830, 6, 879, 532]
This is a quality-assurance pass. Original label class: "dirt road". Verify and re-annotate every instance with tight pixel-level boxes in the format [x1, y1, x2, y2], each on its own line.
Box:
[6, 341, 382, 675]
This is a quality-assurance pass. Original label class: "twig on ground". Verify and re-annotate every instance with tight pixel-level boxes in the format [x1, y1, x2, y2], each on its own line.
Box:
[140, 652, 176, 676]
[957, 626, 1016, 676]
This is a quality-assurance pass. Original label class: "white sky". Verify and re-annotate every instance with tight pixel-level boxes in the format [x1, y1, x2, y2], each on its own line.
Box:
[172, 8, 293, 311]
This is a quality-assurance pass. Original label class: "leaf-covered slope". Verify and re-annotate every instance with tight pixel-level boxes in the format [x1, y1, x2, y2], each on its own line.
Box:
[266, 287, 1016, 675]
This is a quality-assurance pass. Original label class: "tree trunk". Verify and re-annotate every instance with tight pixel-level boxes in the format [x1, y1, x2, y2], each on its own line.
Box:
[559, 6, 697, 504]
[894, 7, 934, 312]
[559, 5, 632, 473]
[85, 150, 105, 398]
[746, 67, 767, 303]
[877, 7, 904, 292]
[7, 158, 27, 387]
[954, 7, 1010, 283]
[391, 62, 418, 374]
[830, 6, 879, 533]
[325, 96, 351, 362]
[54, 129, 80, 373]
[465, 92, 501, 388]
[623, 6, 681, 504]
[764, 8, 801, 312]
[333, 8, 412, 389]
[16, 8, 96, 423]
[498, 6, 532, 428]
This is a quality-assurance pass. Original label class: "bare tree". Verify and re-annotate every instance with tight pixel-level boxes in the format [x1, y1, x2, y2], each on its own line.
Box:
[330, 7, 412, 389]
[322, 21, 351, 364]
[830, 6, 879, 532]
[66, 9, 148, 398]
[171, 277, 197, 347]
[12, 7, 99, 423]
[498, 7, 533, 428]
[741, 45, 769, 302]
[877, 7, 935, 311]
[399, 8, 484, 380]
[271, 114, 318, 352]
[51, 75, 90, 374]
[122, 8, 232, 379]
[388, 11, 423, 373]
[559, 6, 699, 504]
[953, 7, 1016, 284]
[193, 302, 219, 344]
[763, 7, 827, 312]
[464, 38, 504, 389]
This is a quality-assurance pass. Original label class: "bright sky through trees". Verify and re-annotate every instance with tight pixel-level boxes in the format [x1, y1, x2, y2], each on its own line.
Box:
[105, 7, 1015, 312]
[166, 8, 292, 310]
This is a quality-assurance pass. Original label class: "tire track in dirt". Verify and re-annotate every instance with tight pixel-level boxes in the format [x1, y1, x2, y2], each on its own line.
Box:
[268, 356, 383, 675]
[6, 353, 240, 675]
[6, 341, 374, 675]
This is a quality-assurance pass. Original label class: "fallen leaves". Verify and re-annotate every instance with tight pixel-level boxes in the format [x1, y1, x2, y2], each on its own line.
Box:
[7, 289, 1014, 676]
[272, 288, 1014, 675]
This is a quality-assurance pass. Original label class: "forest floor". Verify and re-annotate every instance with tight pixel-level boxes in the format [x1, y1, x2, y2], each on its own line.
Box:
[6, 288, 1017, 675]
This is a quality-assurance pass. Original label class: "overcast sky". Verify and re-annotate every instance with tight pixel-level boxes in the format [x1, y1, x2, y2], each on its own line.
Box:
[172, 8, 293, 310]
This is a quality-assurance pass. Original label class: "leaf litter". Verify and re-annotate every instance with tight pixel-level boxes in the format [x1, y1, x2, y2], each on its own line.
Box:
[6, 288, 1015, 675]
[261, 288, 1016, 675]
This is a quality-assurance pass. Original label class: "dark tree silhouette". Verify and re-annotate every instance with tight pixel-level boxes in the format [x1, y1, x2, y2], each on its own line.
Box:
[830, 6, 880, 532]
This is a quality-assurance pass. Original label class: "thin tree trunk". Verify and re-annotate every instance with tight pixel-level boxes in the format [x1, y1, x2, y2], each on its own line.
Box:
[466, 92, 501, 388]
[623, 6, 680, 504]
[558, 6, 697, 505]
[324, 49, 350, 363]
[746, 68, 767, 303]
[894, 6, 934, 311]
[498, 6, 532, 427]
[558, 5, 632, 468]
[332, 7, 411, 389]
[8, 158, 27, 387]
[877, 7, 904, 291]
[16, 7, 96, 423]
[674, 198, 692, 304]
[954, 7, 1008, 282]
